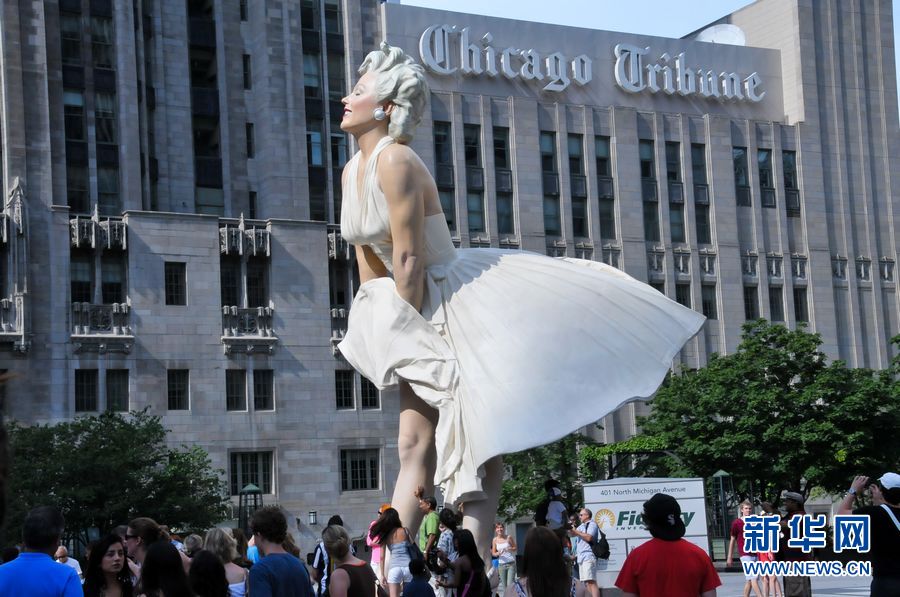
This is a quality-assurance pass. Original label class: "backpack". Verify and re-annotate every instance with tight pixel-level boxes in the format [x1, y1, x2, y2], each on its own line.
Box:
[534, 498, 550, 526]
[591, 530, 610, 560]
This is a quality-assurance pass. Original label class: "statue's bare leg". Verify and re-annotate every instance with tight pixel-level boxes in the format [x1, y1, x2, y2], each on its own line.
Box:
[462, 455, 504, 561]
[391, 381, 438, 531]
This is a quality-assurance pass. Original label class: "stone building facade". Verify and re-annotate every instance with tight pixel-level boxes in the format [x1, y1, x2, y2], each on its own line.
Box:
[0, 0, 897, 538]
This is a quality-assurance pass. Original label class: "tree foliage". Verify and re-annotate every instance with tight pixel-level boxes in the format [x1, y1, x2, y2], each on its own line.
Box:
[4, 410, 229, 545]
[634, 320, 900, 502]
[498, 433, 598, 522]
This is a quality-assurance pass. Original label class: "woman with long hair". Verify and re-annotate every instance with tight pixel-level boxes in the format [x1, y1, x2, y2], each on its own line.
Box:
[137, 541, 195, 597]
[203, 528, 249, 597]
[83, 533, 134, 597]
[436, 530, 489, 597]
[369, 508, 413, 597]
[504, 527, 585, 597]
[188, 550, 230, 597]
[323, 525, 379, 597]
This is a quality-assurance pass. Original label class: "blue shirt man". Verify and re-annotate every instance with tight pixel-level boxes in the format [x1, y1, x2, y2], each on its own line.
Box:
[248, 505, 314, 597]
[0, 506, 82, 597]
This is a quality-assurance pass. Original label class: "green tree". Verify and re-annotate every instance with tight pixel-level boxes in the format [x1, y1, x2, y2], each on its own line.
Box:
[4, 410, 229, 546]
[498, 433, 597, 522]
[634, 320, 900, 502]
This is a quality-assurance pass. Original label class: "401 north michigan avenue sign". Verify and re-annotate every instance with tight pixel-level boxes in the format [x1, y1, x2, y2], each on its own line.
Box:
[417, 25, 767, 104]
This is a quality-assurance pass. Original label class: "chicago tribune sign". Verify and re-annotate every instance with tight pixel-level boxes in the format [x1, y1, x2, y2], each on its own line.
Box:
[416, 25, 767, 105]
[614, 43, 766, 103]
[418, 25, 592, 92]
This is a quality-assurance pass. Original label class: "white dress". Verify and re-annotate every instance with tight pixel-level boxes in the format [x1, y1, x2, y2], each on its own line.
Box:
[338, 136, 705, 504]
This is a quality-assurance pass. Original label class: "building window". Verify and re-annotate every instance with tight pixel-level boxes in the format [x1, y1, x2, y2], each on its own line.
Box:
[783, 151, 800, 217]
[301, 0, 318, 31]
[101, 254, 126, 303]
[650, 282, 665, 294]
[572, 196, 587, 238]
[327, 54, 346, 101]
[675, 283, 691, 308]
[340, 448, 379, 491]
[665, 142, 680, 182]
[245, 123, 255, 158]
[246, 257, 269, 308]
[642, 201, 660, 243]
[540, 132, 557, 173]
[91, 16, 115, 69]
[494, 127, 514, 236]
[249, 191, 257, 219]
[360, 376, 379, 410]
[60, 13, 83, 65]
[439, 190, 456, 233]
[733, 147, 750, 206]
[335, 370, 354, 410]
[242, 54, 252, 90]
[758, 149, 775, 207]
[75, 369, 99, 412]
[95, 92, 117, 144]
[769, 286, 784, 321]
[467, 193, 485, 234]
[240, 0, 248, 20]
[639, 140, 655, 179]
[168, 369, 190, 410]
[164, 262, 186, 305]
[568, 134, 584, 175]
[97, 167, 120, 215]
[744, 286, 759, 320]
[324, 0, 342, 34]
[434, 121, 453, 167]
[596, 137, 615, 239]
[230, 451, 273, 495]
[106, 369, 129, 412]
[306, 119, 324, 167]
[691, 144, 707, 185]
[253, 369, 274, 410]
[64, 90, 86, 141]
[71, 250, 93, 303]
[494, 127, 510, 169]
[496, 194, 514, 236]
[226, 369, 247, 411]
[463, 125, 481, 167]
[67, 165, 90, 214]
[303, 53, 322, 98]
[793, 288, 809, 323]
[220, 255, 240, 307]
[540, 132, 560, 236]
[701, 284, 717, 319]
[670, 203, 685, 243]
[331, 134, 349, 169]
[695, 204, 711, 244]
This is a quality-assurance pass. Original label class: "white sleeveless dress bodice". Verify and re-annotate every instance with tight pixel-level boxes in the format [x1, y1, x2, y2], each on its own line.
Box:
[339, 136, 705, 504]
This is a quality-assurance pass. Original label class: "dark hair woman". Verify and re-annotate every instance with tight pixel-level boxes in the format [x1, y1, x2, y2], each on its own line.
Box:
[188, 550, 229, 597]
[83, 534, 134, 597]
[437, 529, 490, 597]
[504, 526, 585, 597]
[138, 541, 195, 597]
[369, 508, 413, 597]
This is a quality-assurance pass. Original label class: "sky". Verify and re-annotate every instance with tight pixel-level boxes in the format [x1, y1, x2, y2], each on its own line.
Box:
[399, 0, 900, 113]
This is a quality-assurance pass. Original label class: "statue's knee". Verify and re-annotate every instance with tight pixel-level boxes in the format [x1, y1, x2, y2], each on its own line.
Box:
[397, 431, 429, 464]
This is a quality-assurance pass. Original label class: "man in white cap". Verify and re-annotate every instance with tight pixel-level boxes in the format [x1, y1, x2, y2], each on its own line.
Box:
[838, 472, 900, 597]
[777, 491, 811, 597]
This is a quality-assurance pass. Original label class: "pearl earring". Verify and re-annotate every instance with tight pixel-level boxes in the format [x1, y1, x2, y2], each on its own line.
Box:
[373, 107, 386, 121]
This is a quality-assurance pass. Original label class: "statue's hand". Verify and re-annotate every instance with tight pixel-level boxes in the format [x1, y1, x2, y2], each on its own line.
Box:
[414, 485, 425, 499]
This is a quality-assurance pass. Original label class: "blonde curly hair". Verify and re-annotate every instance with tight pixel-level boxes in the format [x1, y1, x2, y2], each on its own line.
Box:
[359, 41, 429, 144]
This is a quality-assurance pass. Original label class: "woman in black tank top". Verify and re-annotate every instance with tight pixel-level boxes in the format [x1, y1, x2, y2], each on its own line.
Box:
[323, 524, 381, 597]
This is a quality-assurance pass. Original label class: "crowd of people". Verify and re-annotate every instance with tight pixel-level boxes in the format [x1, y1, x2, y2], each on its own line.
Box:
[1, 471, 896, 597]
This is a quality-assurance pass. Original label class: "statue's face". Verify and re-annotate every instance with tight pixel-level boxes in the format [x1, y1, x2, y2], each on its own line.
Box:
[341, 72, 387, 135]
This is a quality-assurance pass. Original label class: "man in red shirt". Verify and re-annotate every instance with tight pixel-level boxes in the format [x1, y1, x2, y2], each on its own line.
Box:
[726, 500, 763, 597]
[615, 493, 721, 597]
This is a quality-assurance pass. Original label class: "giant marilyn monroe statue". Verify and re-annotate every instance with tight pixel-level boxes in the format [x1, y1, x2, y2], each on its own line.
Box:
[337, 42, 705, 553]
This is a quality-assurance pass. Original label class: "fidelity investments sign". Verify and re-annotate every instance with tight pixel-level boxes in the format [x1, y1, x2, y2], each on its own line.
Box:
[418, 25, 766, 103]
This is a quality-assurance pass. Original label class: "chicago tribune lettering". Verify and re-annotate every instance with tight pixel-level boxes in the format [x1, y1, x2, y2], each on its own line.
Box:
[614, 43, 766, 103]
[419, 24, 592, 92]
